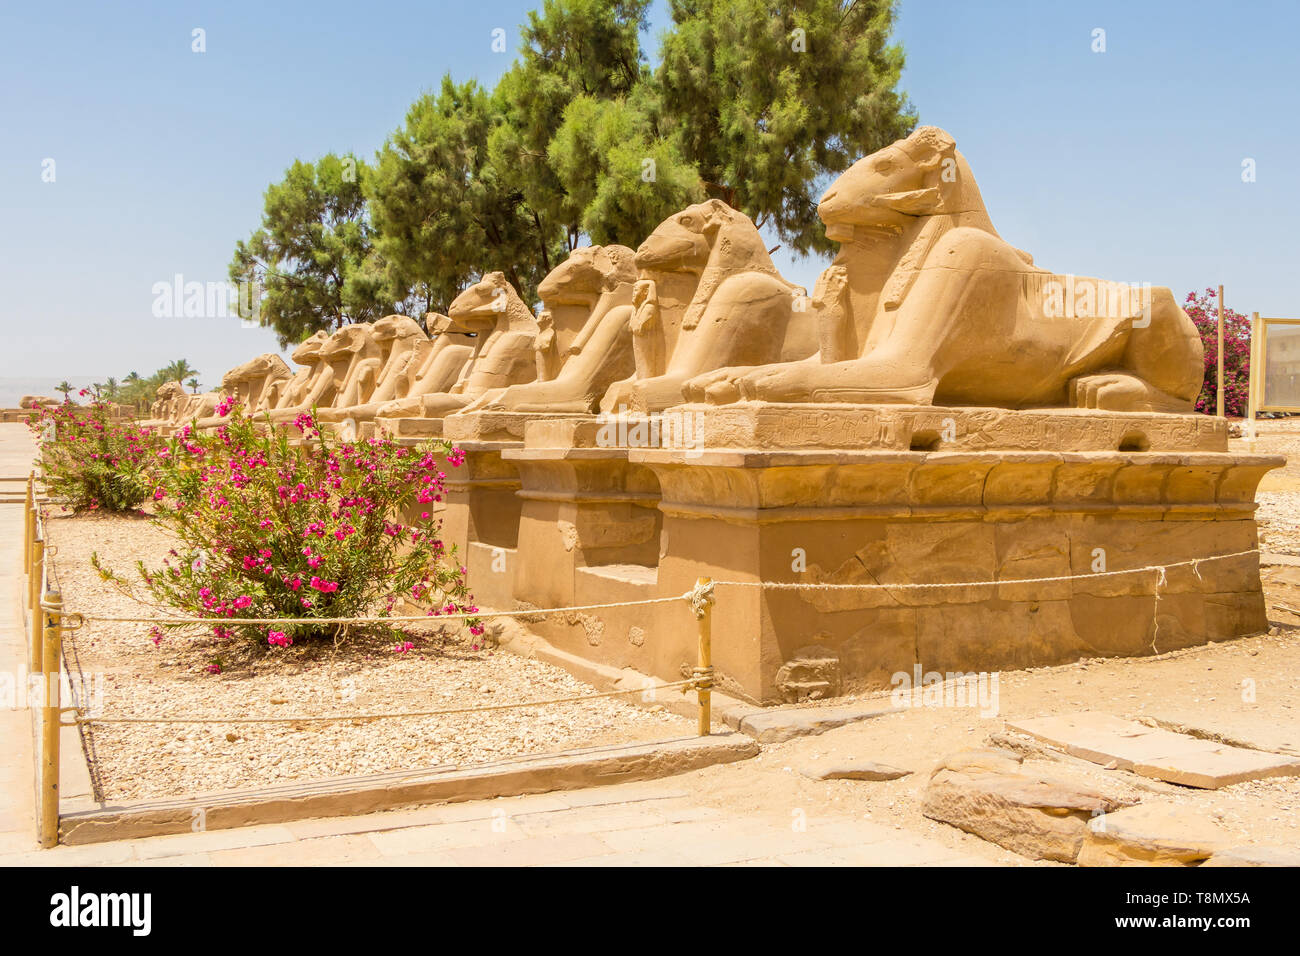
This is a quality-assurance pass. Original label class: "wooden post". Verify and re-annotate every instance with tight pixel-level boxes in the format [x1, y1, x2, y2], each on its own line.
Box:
[1217, 285, 1225, 418]
[1249, 312, 1261, 450]
[694, 577, 713, 736]
[23, 474, 32, 574]
[29, 536, 43, 674]
[38, 589, 62, 848]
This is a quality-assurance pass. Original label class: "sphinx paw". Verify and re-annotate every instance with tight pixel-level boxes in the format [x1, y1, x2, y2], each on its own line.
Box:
[1069, 373, 1187, 413]
[683, 368, 745, 403]
[704, 380, 742, 405]
[738, 366, 807, 402]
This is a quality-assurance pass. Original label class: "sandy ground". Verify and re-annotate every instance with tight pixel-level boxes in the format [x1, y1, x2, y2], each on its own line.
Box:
[47, 512, 690, 801]
[660, 625, 1300, 864]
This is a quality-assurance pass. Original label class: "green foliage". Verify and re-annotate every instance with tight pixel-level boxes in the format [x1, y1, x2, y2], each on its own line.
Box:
[1185, 288, 1252, 417]
[229, 0, 915, 327]
[547, 92, 702, 245]
[368, 77, 556, 317]
[160, 359, 197, 385]
[490, 0, 683, 249]
[92, 405, 480, 651]
[30, 398, 161, 513]
[655, 0, 916, 255]
[230, 153, 391, 346]
[76, 359, 205, 417]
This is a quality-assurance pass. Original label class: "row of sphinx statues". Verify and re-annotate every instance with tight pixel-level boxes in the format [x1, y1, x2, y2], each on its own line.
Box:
[146, 126, 1206, 431]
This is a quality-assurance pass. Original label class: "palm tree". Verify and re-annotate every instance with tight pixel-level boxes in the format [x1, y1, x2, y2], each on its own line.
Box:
[104, 377, 119, 402]
[186, 377, 201, 394]
[55, 381, 73, 402]
[162, 359, 198, 384]
[123, 371, 144, 413]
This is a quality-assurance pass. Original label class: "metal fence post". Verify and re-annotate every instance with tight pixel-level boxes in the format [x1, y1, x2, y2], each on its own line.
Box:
[39, 589, 62, 848]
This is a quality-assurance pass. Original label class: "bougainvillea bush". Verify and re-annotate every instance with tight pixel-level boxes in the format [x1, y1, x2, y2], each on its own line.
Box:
[95, 401, 480, 649]
[29, 394, 161, 512]
[1185, 287, 1251, 417]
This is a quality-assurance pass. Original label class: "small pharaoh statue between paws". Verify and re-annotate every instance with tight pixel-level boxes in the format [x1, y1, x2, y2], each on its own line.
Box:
[534, 309, 559, 383]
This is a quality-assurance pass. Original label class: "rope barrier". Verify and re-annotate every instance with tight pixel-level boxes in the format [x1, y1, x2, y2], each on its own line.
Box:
[42, 552, 1256, 629]
[52, 592, 698, 626]
[706, 549, 1259, 591]
[69, 677, 702, 727]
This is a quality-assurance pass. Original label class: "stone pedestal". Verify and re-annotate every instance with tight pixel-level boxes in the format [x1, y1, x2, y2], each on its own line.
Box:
[372, 416, 444, 441]
[501, 419, 676, 677]
[435, 412, 590, 610]
[373, 402, 1281, 706]
[621, 404, 1281, 703]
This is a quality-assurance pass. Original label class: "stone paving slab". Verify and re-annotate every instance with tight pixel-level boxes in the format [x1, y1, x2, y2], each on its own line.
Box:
[1141, 712, 1300, 758]
[737, 701, 900, 743]
[0, 464, 39, 858]
[59, 733, 759, 845]
[1006, 711, 1300, 789]
[1, 763, 982, 866]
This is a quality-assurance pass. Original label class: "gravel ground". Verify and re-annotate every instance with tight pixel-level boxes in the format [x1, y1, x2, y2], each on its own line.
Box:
[1255, 492, 1300, 555]
[47, 512, 690, 802]
[1230, 417, 1300, 554]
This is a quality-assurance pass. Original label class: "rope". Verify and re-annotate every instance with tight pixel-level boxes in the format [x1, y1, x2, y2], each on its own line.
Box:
[55, 592, 695, 626]
[72, 677, 700, 726]
[708, 550, 1258, 592]
[690, 579, 715, 619]
[43, 552, 1257, 626]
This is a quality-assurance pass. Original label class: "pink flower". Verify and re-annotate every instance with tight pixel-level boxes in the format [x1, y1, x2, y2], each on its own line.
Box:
[267, 630, 291, 648]
[233, 595, 252, 609]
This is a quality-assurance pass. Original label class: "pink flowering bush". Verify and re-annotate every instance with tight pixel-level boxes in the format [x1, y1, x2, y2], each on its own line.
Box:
[29, 394, 160, 512]
[94, 403, 480, 648]
[1185, 288, 1251, 417]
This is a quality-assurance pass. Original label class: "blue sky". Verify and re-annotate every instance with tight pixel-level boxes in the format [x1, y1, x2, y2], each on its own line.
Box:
[1, 0, 1296, 400]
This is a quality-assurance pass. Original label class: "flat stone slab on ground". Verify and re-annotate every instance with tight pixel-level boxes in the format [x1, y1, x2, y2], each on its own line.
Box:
[59, 732, 759, 846]
[799, 761, 911, 782]
[1140, 712, 1300, 758]
[921, 748, 1136, 863]
[1006, 711, 1300, 789]
[737, 701, 900, 744]
[1078, 803, 1232, 866]
[1203, 845, 1300, 867]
